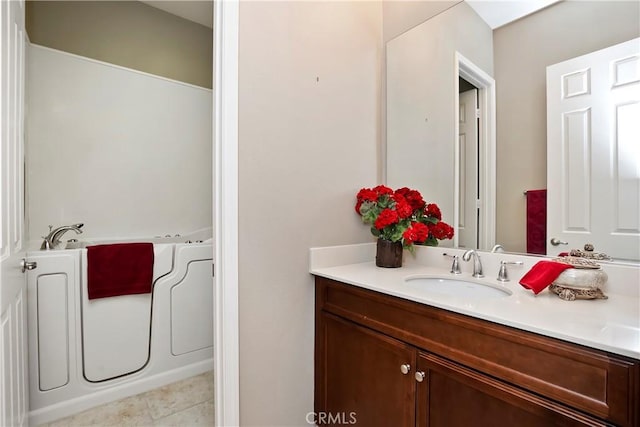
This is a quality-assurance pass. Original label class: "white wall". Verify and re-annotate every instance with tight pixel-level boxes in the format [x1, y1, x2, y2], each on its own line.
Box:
[238, 1, 381, 425]
[382, 0, 459, 43]
[386, 2, 492, 229]
[26, 45, 212, 241]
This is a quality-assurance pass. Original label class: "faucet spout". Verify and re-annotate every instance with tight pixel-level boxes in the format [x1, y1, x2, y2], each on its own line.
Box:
[41, 223, 84, 250]
[462, 249, 484, 278]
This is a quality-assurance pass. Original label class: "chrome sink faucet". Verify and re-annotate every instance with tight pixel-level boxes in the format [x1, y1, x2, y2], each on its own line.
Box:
[41, 223, 84, 250]
[462, 249, 484, 278]
[497, 260, 523, 282]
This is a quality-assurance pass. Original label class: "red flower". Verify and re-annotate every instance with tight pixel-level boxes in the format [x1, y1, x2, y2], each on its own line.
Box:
[356, 185, 452, 247]
[375, 208, 399, 230]
[355, 200, 363, 214]
[412, 222, 429, 242]
[402, 227, 418, 245]
[392, 194, 413, 219]
[431, 221, 454, 240]
[373, 185, 393, 196]
[425, 203, 442, 220]
[355, 188, 379, 215]
[395, 187, 410, 197]
[356, 188, 378, 202]
[403, 222, 430, 244]
[395, 187, 425, 211]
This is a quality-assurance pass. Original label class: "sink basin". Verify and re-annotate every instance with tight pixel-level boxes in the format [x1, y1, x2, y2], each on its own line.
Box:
[404, 276, 512, 299]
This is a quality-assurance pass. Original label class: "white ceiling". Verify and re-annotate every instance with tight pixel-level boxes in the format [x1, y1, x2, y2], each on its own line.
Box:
[466, 0, 561, 29]
[140, 0, 213, 29]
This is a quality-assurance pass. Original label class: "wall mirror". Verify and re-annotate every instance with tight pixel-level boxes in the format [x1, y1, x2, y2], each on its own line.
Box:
[386, 0, 640, 262]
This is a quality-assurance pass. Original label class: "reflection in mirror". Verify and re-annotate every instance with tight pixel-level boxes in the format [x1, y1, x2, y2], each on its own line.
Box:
[387, 1, 493, 250]
[386, 0, 640, 262]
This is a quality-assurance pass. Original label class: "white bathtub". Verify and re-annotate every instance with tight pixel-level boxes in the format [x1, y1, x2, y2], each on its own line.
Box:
[25, 233, 213, 425]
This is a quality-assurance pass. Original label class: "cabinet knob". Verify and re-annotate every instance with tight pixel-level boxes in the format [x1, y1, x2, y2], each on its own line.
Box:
[415, 371, 426, 382]
[400, 364, 411, 375]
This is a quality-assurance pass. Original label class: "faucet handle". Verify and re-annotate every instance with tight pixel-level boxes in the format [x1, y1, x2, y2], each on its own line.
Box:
[443, 253, 461, 274]
[497, 260, 523, 282]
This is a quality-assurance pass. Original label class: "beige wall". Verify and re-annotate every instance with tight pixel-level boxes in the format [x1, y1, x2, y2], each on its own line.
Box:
[238, 1, 381, 425]
[494, 0, 640, 253]
[26, 1, 212, 88]
[380, 1, 460, 180]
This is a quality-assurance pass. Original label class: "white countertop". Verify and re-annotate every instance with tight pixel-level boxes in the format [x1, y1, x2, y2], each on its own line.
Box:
[310, 243, 640, 360]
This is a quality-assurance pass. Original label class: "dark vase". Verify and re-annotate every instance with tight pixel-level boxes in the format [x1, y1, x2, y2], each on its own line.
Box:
[376, 239, 403, 268]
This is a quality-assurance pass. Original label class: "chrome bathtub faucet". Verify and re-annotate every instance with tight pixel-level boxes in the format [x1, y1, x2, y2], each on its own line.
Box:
[41, 223, 84, 250]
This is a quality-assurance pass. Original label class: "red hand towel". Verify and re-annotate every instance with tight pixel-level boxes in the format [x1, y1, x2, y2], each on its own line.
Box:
[519, 261, 573, 295]
[526, 189, 547, 255]
[87, 243, 154, 300]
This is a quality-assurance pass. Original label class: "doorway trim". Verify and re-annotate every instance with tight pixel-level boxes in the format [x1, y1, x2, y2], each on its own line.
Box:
[213, 0, 240, 426]
[454, 52, 496, 251]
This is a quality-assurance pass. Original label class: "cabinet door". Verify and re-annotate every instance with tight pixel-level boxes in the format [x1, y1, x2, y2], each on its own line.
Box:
[316, 313, 416, 427]
[416, 352, 606, 427]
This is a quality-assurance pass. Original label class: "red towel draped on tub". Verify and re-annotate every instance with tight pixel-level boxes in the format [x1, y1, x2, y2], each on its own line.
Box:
[87, 243, 154, 300]
[526, 189, 547, 255]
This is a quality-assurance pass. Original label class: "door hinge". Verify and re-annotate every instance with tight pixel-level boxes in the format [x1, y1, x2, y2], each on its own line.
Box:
[475, 108, 481, 119]
[212, 263, 215, 277]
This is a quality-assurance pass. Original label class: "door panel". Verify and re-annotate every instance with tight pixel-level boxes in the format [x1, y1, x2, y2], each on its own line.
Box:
[458, 88, 479, 249]
[1, 0, 28, 425]
[318, 313, 416, 427]
[547, 37, 640, 260]
[171, 260, 214, 356]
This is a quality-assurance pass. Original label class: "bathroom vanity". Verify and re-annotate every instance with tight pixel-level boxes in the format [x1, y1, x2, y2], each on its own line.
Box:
[311, 245, 640, 427]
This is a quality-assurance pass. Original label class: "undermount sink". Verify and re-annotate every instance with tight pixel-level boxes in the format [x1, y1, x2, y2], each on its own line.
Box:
[404, 276, 512, 299]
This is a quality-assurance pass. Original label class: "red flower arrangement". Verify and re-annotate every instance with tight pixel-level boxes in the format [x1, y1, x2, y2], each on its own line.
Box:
[355, 185, 454, 250]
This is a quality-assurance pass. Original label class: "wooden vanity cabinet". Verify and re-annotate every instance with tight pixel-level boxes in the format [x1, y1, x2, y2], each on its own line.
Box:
[315, 277, 640, 427]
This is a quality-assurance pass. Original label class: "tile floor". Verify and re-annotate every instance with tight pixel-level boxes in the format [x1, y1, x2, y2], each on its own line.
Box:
[38, 371, 214, 427]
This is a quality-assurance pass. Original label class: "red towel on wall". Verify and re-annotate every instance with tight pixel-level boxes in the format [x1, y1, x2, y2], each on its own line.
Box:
[519, 260, 573, 295]
[526, 189, 547, 255]
[87, 243, 154, 300]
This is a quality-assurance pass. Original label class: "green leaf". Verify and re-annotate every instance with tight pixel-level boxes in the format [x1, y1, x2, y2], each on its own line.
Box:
[424, 236, 439, 246]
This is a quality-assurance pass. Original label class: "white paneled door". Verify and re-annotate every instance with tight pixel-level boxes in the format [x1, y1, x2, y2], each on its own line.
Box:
[547, 38, 640, 260]
[1, 0, 28, 426]
[458, 88, 479, 249]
